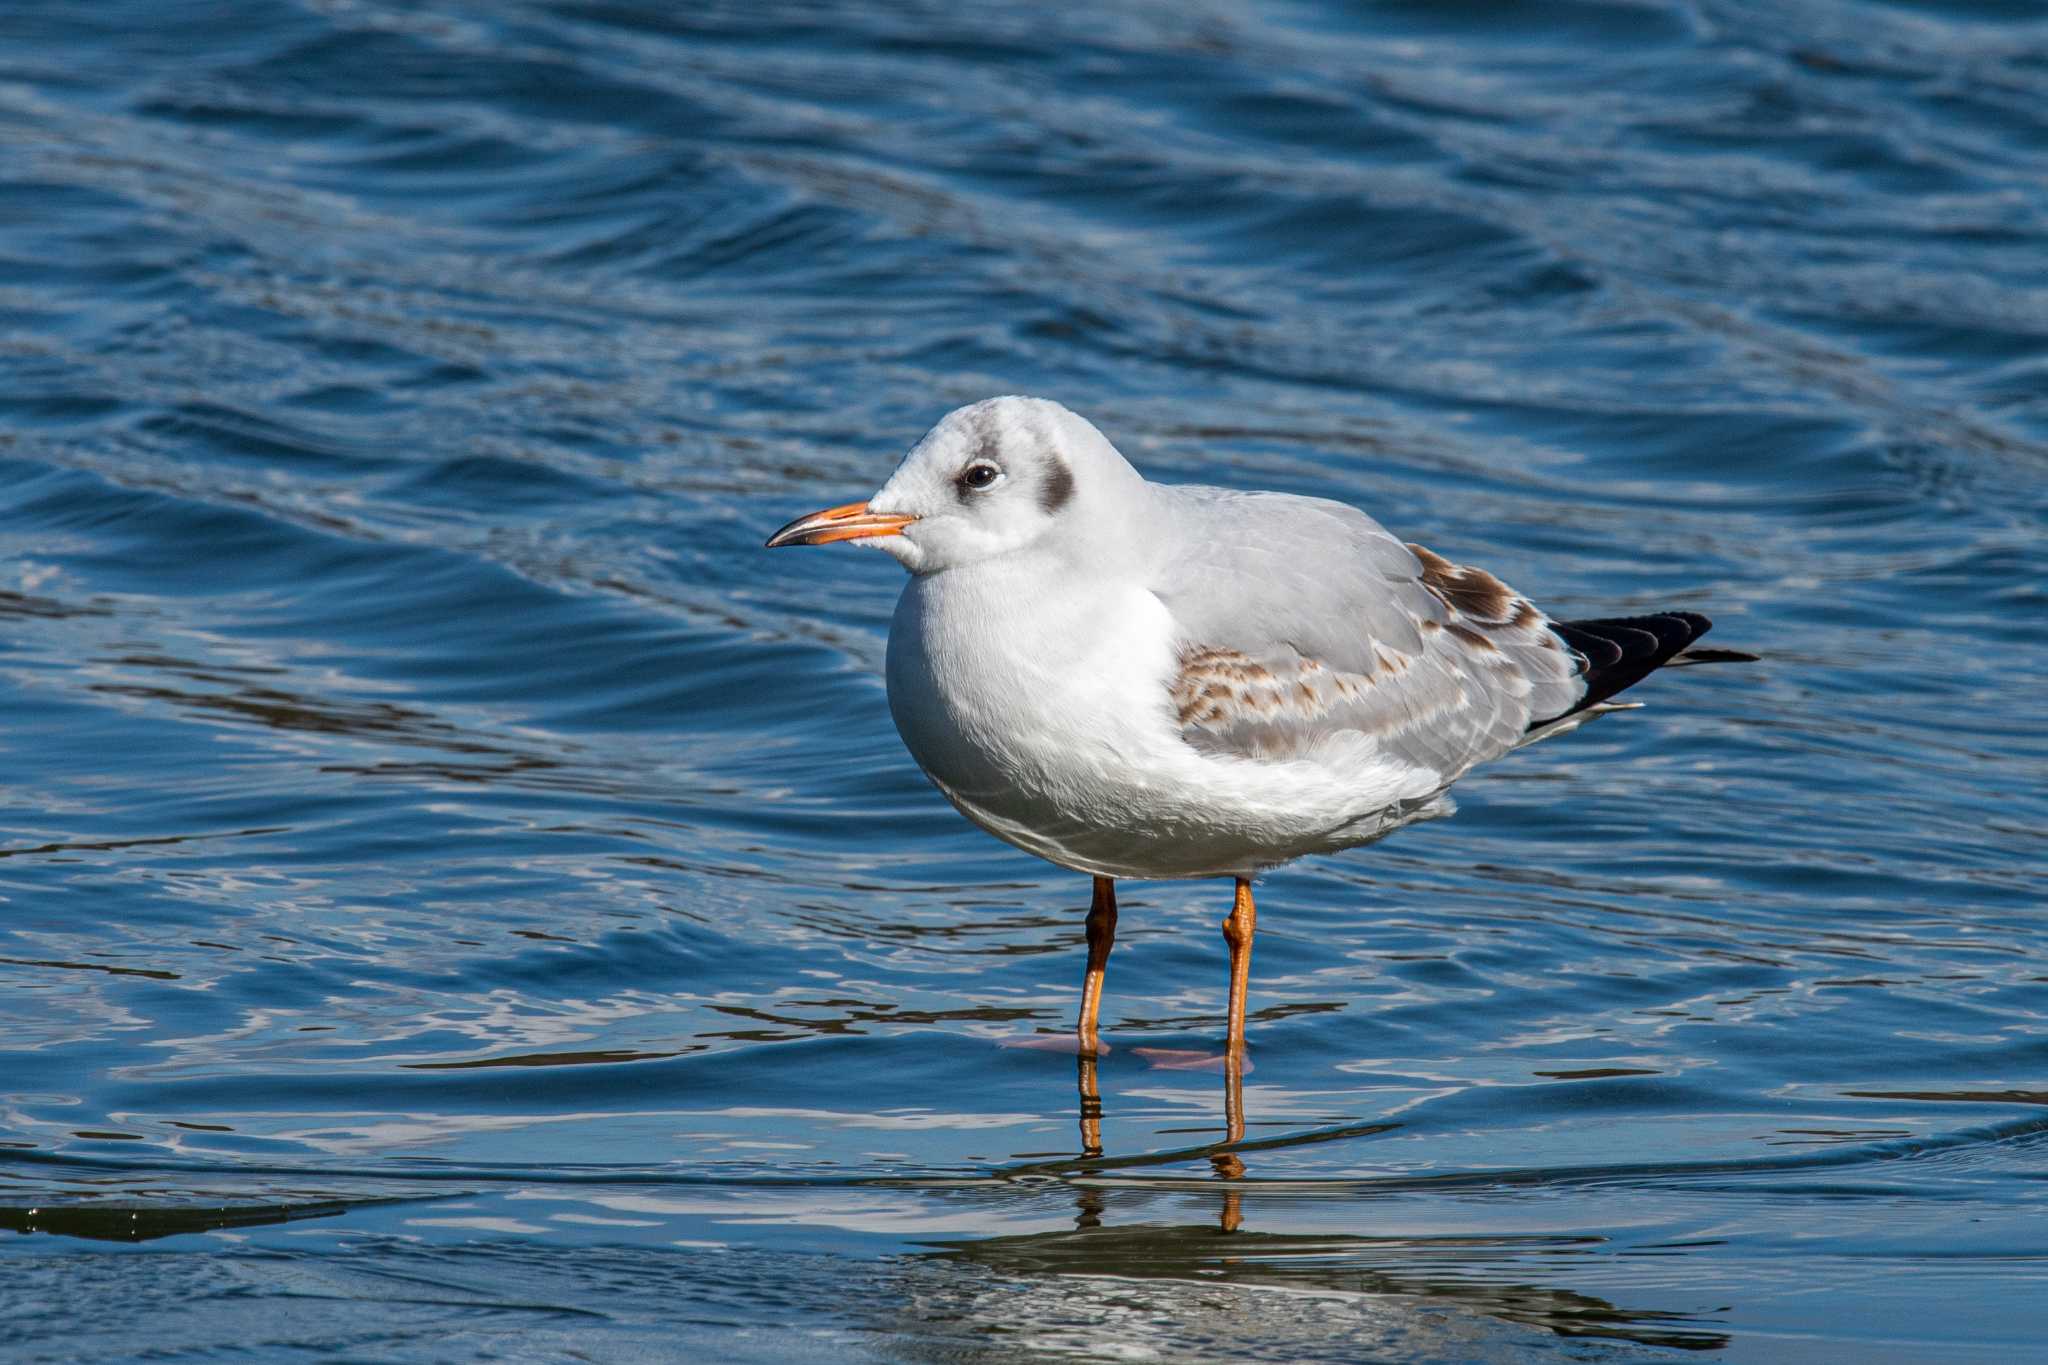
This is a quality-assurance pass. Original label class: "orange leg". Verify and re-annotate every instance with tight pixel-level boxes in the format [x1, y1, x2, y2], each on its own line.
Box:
[1222, 1045, 1247, 1149]
[1077, 875, 1117, 1056]
[1221, 877, 1257, 1056]
[1215, 880, 1256, 1233]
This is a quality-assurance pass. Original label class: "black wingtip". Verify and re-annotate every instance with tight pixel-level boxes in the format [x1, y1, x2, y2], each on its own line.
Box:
[1537, 610, 1738, 727]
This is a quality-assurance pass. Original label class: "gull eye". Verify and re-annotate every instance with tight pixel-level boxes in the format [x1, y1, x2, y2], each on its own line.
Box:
[959, 462, 1001, 492]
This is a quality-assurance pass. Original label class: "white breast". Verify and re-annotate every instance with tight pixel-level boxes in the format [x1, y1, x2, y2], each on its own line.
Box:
[888, 557, 1172, 809]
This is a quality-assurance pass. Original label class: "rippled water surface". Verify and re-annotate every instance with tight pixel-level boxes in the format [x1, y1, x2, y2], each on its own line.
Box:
[4, 1, 2047, 1359]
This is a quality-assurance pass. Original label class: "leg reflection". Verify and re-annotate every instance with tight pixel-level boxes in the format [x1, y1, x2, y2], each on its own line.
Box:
[1073, 1183, 1106, 1231]
[1071, 1036, 1248, 1235]
[1077, 1051, 1103, 1157]
[1212, 1046, 1246, 1233]
[1075, 1051, 1106, 1230]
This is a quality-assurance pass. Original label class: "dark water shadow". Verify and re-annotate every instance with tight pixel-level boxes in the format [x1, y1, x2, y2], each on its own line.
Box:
[0, 1196, 404, 1244]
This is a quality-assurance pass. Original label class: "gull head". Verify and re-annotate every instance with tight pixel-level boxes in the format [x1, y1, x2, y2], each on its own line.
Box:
[765, 396, 1141, 574]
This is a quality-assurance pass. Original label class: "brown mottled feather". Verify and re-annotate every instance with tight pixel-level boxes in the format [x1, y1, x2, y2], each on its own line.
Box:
[1164, 528, 1581, 781]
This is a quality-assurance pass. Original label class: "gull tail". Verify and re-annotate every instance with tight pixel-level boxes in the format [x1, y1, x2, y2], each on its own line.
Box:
[1521, 611, 1758, 745]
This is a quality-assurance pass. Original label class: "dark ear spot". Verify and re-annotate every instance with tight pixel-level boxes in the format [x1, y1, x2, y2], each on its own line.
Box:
[1040, 457, 1074, 515]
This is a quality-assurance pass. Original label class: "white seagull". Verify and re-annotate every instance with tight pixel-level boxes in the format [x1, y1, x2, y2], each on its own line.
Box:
[767, 397, 1752, 1058]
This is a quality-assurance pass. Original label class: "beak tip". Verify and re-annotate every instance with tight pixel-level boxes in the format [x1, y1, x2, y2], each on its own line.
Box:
[765, 500, 913, 550]
[763, 522, 824, 550]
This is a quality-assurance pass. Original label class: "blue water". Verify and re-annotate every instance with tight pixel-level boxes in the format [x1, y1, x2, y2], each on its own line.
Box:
[3, 1, 2046, 1359]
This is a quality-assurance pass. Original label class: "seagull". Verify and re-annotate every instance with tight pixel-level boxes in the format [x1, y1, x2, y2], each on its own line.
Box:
[767, 397, 1752, 1060]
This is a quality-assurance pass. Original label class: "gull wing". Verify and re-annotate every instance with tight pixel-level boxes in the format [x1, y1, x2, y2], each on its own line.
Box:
[1146, 486, 1585, 785]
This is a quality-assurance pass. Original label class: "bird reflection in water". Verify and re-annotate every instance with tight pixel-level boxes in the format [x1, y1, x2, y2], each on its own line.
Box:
[1073, 1044, 1249, 1234]
[1040, 1056, 1729, 1351]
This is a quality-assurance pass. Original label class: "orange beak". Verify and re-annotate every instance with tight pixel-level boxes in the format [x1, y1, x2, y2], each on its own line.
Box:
[764, 501, 916, 548]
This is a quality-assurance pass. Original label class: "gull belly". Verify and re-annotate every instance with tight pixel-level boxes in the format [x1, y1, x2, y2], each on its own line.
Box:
[884, 551, 1443, 880]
